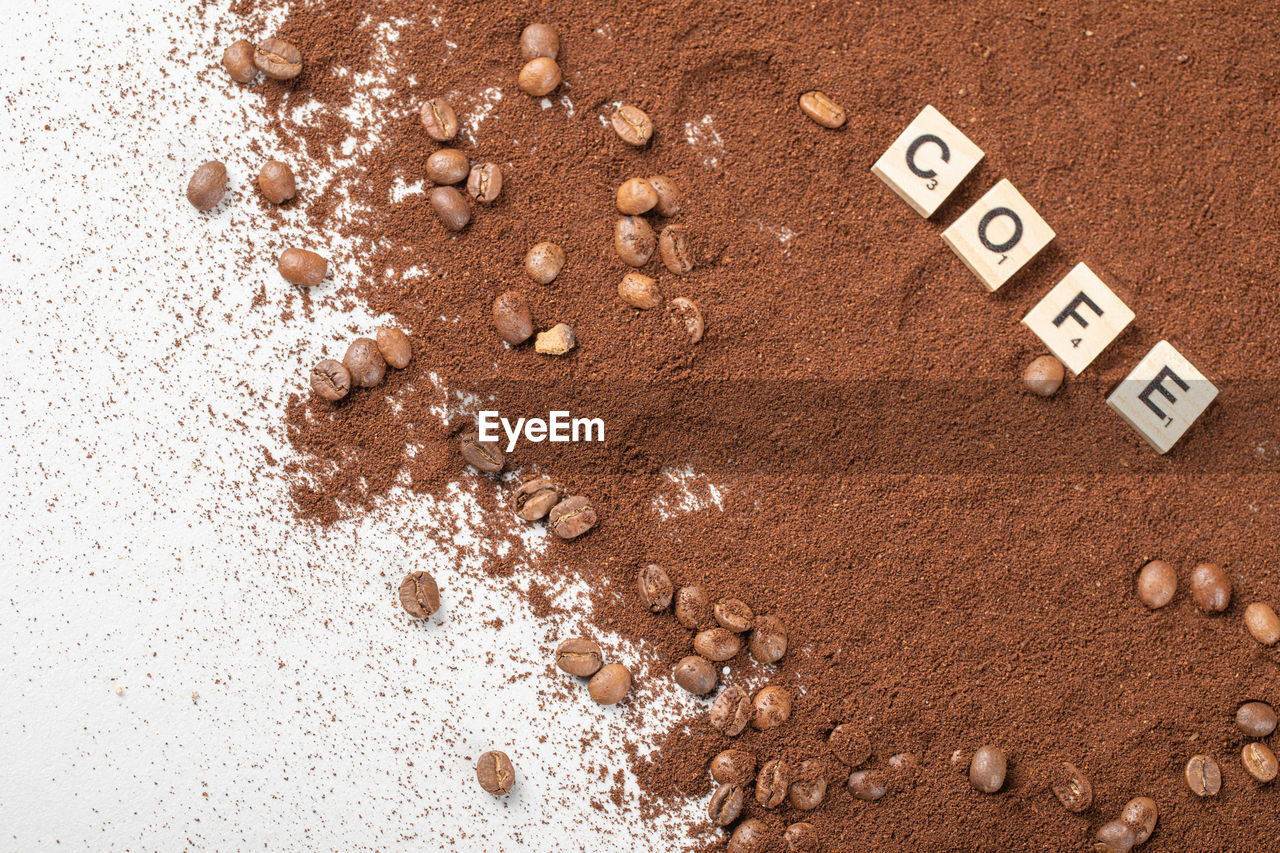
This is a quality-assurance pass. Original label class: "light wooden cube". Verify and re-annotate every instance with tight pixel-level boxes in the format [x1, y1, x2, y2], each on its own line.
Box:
[1022, 263, 1135, 374]
[871, 105, 984, 218]
[941, 179, 1055, 292]
[1107, 340, 1218, 454]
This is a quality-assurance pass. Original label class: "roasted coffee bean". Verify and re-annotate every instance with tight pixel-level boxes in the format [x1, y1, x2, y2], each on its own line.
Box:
[968, 745, 1007, 793]
[1236, 701, 1278, 737]
[846, 769, 886, 801]
[254, 37, 302, 80]
[518, 57, 561, 96]
[1242, 742, 1278, 783]
[673, 654, 717, 695]
[459, 430, 504, 473]
[555, 637, 603, 677]
[1136, 559, 1176, 609]
[1052, 762, 1093, 812]
[728, 819, 768, 853]
[788, 759, 828, 811]
[714, 599, 754, 633]
[614, 216, 655, 266]
[674, 585, 712, 629]
[222, 40, 257, 83]
[694, 628, 743, 662]
[1121, 796, 1158, 844]
[616, 178, 658, 215]
[1023, 355, 1064, 396]
[310, 359, 351, 402]
[426, 149, 469, 185]
[186, 160, 227, 211]
[429, 185, 470, 231]
[710, 686, 753, 736]
[666, 297, 704, 344]
[548, 495, 596, 539]
[708, 783, 744, 826]
[257, 159, 296, 204]
[749, 614, 788, 664]
[588, 662, 631, 705]
[1190, 562, 1231, 612]
[475, 750, 515, 795]
[525, 241, 565, 284]
[828, 724, 871, 768]
[710, 749, 756, 785]
[376, 327, 412, 369]
[783, 822, 820, 853]
[949, 750, 971, 773]
[492, 291, 534, 345]
[1094, 819, 1136, 853]
[519, 23, 559, 61]
[611, 104, 653, 146]
[659, 225, 693, 275]
[534, 323, 576, 356]
[756, 758, 792, 808]
[888, 752, 919, 777]
[467, 163, 502, 203]
[343, 337, 386, 388]
[398, 571, 440, 618]
[1244, 601, 1280, 645]
[618, 272, 662, 309]
[513, 477, 562, 522]
[1185, 755, 1221, 797]
[278, 248, 328, 287]
[647, 174, 681, 217]
[753, 685, 791, 731]
[637, 564, 673, 612]
[420, 97, 458, 141]
[798, 90, 845, 128]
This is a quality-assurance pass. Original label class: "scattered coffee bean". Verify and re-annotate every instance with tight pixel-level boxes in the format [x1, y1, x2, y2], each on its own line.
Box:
[555, 637, 603, 677]
[519, 23, 559, 61]
[1024, 354, 1065, 397]
[429, 185, 470, 231]
[673, 654, 717, 695]
[278, 247, 328, 287]
[749, 614, 788, 664]
[492, 291, 534, 345]
[1094, 819, 1136, 853]
[467, 163, 502, 203]
[518, 57, 561, 96]
[548, 495, 596, 539]
[257, 159, 296, 204]
[525, 241, 565, 284]
[1121, 796, 1158, 844]
[398, 571, 440, 618]
[888, 752, 919, 777]
[1136, 559, 1176, 609]
[788, 759, 827, 811]
[710, 749, 756, 785]
[420, 97, 458, 141]
[310, 359, 351, 402]
[1242, 742, 1278, 783]
[1190, 562, 1231, 613]
[674, 585, 712, 629]
[756, 758, 792, 808]
[784, 822, 819, 853]
[1185, 754, 1221, 797]
[376, 327, 412, 369]
[614, 216, 655, 266]
[968, 745, 1007, 793]
[659, 224, 693, 274]
[513, 477, 562, 521]
[728, 819, 768, 853]
[708, 783, 744, 826]
[1052, 761, 1093, 812]
[753, 685, 792, 731]
[587, 662, 631, 705]
[637, 564, 673, 612]
[222, 40, 257, 83]
[828, 724, 871, 768]
[343, 337, 386, 388]
[1236, 701, 1278, 737]
[616, 178, 658, 215]
[666, 297, 705, 344]
[799, 90, 846, 128]
[476, 750, 515, 796]
[534, 323, 576, 356]
[254, 37, 302, 80]
[710, 685, 752, 736]
[459, 430, 504, 473]
[647, 174, 681, 217]
[847, 769, 887, 801]
[1244, 601, 1280, 645]
[186, 160, 227, 211]
[694, 628, 743, 662]
[426, 149, 469, 185]
[611, 104, 653, 146]
[618, 272, 662, 309]
[714, 599, 754, 633]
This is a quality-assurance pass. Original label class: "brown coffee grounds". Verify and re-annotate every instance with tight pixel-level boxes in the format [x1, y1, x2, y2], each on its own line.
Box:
[222, 0, 1279, 848]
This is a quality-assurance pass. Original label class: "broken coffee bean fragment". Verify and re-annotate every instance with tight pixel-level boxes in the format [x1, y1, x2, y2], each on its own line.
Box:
[426, 149, 469, 185]
[525, 241, 565, 284]
[254, 37, 302, 80]
[694, 627, 742, 662]
[1136, 559, 1176, 609]
[710, 686, 752, 737]
[756, 758, 792, 808]
[343, 337, 386, 388]
[1052, 761, 1093, 812]
[714, 598, 754, 633]
[749, 614, 788, 663]
[611, 104, 653, 146]
[799, 90, 846, 128]
[257, 159, 296, 204]
[614, 216, 655, 266]
[376, 327, 412, 369]
[555, 637, 603, 677]
[709, 749, 756, 785]
[222, 40, 257, 83]
[637, 564, 673, 612]
[518, 57, 561, 96]
[673, 654, 717, 695]
[1190, 562, 1231, 613]
[666, 297, 705, 344]
[420, 96, 459, 141]
[519, 23, 559, 61]
[467, 163, 502, 203]
[186, 160, 228, 211]
[708, 783, 744, 826]
[659, 224, 693, 274]
[534, 323, 576, 356]
[459, 430, 504, 473]
[492, 291, 534, 345]
[429, 185, 471, 231]
[398, 571, 440, 618]
[548, 495, 596, 539]
[310, 359, 351, 402]
[587, 662, 631, 705]
[674, 585, 712, 629]
[968, 745, 1007, 793]
[278, 248, 328, 287]
[1242, 742, 1278, 783]
[618, 272, 662, 309]
[475, 750, 515, 796]
[752, 685, 792, 731]
[1185, 754, 1221, 797]
[1235, 701, 1277, 737]
[513, 477, 562, 521]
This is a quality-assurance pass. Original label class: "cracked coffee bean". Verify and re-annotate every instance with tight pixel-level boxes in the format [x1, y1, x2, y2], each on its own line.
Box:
[659, 224, 693, 274]
[1121, 797, 1158, 845]
[426, 149, 469, 185]
[828, 724, 871, 768]
[618, 272, 662, 309]
[647, 174, 681, 216]
[587, 662, 631, 705]
[1242, 742, 1278, 783]
[709, 685, 752, 736]
[518, 57, 561, 96]
[343, 337, 385, 388]
[611, 104, 653, 146]
[534, 323, 576, 356]
[847, 769, 886, 801]
[548, 495, 596, 539]
[186, 160, 227, 211]
[459, 430, 504, 473]
[637, 564, 673, 612]
[666, 297, 704, 344]
[376, 327, 412, 369]
[1190, 562, 1231, 613]
[752, 686, 792, 731]
[728, 819, 768, 853]
[492, 291, 534, 345]
[420, 96, 458, 141]
[278, 247, 328, 287]
[467, 162, 502, 203]
[799, 90, 845, 128]
[673, 654, 716, 695]
[429, 185, 471, 231]
[1185, 755, 1221, 797]
[969, 745, 1007, 793]
[1136, 559, 1176, 609]
[1236, 701, 1278, 737]
[475, 750, 515, 796]
[519, 23, 559, 61]
[254, 37, 302, 80]
[694, 628, 742, 662]
[749, 614, 788, 663]
[788, 759, 827, 811]
[525, 241, 565, 284]
[513, 477, 561, 521]
[714, 599, 754, 633]
[398, 571, 440, 618]
[616, 178, 657, 215]
[710, 749, 756, 785]
[555, 637, 603, 677]
[674, 585, 711, 629]
[614, 215, 655, 266]
[756, 758, 792, 808]
[1052, 762, 1093, 812]
[708, 783, 744, 826]
[222, 40, 257, 83]
[310, 359, 350, 402]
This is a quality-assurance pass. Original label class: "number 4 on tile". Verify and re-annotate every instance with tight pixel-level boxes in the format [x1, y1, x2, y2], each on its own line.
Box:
[1022, 263, 1134, 374]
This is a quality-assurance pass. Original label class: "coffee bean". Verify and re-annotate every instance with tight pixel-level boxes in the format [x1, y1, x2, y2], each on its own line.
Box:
[534, 323, 576, 356]
[555, 637, 603, 677]
[518, 57, 561, 96]
[1185, 755, 1221, 797]
[714, 599, 754, 633]
[968, 745, 1007, 793]
[376, 327, 412, 369]
[1094, 819, 1136, 853]
[647, 174, 681, 217]
[614, 216, 655, 266]
[475, 750, 515, 796]
[710, 749, 756, 785]
[429, 185, 471, 231]
[798, 90, 845, 128]
[752, 686, 792, 731]
[666, 297, 705, 344]
[674, 585, 711, 629]
[611, 104, 653, 146]
[888, 752, 919, 777]
[513, 477, 562, 521]
[949, 749, 970, 773]
[637, 564, 673, 612]
[728, 819, 768, 853]
[788, 759, 827, 811]
[1052, 761, 1093, 812]
[343, 337, 386, 388]
[398, 571, 440, 618]
[492, 291, 534, 345]
[278, 248, 328, 287]
[828, 724, 871, 768]
[420, 97, 458, 141]
[519, 23, 559, 61]
[659, 224, 693, 275]
[548, 495, 596, 539]
[1024, 354, 1065, 397]
[459, 430, 504, 473]
[525, 241, 565, 284]
[616, 178, 658, 215]
[467, 163, 502, 203]
[783, 822, 819, 853]
[846, 769, 886, 801]
[186, 160, 227, 211]
[1236, 701, 1278, 737]
[254, 37, 302, 80]
[694, 628, 743, 662]
[587, 662, 631, 705]
[708, 783, 744, 826]
[1242, 742, 1278, 783]
[756, 758, 792, 808]
[257, 159, 296, 204]
[221, 40, 257, 83]
[710, 685, 752, 736]
[618, 272, 662, 309]
[749, 614, 788, 664]
[1136, 559, 1176, 609]
[673, 654, 716, 695]
[310, 359, 351, 402]
[1120, 796, 1158, 844]
[1244, 601, 1280, 645]
[1190, 562, 1231, 613]
[426, 149, 469, 185]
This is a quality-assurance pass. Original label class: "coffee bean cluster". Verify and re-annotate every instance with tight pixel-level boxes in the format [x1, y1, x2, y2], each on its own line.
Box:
[1094, 796, 1159, 853]
[1137, 557, 1280, 646]
[309, 327, 412, 402]
[552, 637, 633, 706]
[418, 94, 505, 233]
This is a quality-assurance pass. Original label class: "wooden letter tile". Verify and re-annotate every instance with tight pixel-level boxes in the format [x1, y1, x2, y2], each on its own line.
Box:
[1106, 340, 1218, 454]
[1022, 262, 1134, 374]
[872, 105, 984, 218]
[941, 179, 1055, 292]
